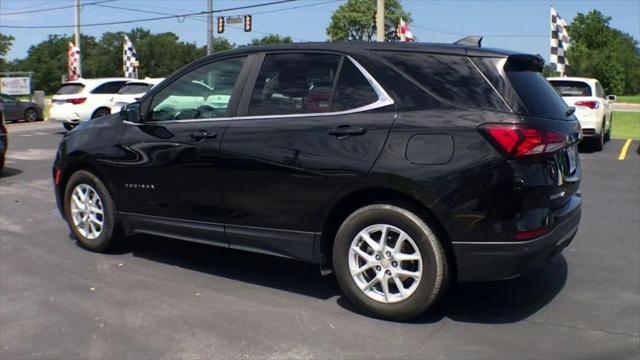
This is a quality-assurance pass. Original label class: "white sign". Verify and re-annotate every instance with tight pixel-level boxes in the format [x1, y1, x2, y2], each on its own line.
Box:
[0, 77, 31, 95]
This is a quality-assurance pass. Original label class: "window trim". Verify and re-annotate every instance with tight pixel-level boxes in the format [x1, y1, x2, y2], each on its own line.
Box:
[138, 54, 394, 125]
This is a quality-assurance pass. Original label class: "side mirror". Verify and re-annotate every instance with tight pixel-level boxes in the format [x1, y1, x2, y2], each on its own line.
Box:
[120, 102, 141, 122]
[607, 95, 616, 102]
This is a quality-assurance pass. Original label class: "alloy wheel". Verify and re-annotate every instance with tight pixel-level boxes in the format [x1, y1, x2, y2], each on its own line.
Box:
[348, 224, 422, 303]
[70, 184, 104, 240]
[25, 109, 37, 122]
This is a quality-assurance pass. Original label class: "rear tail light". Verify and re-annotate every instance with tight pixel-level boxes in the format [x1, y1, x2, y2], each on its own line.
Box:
[574, 100, 599, 109]
[66, 98, 87, 105]
[480, 123, 566, 157]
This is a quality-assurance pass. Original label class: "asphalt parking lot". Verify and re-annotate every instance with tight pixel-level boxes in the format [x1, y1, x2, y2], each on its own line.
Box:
[1, 121, 638, 359]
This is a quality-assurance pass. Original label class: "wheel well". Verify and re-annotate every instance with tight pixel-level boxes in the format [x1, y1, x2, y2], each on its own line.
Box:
[59, 161, 110, 209]
[92, 107, 111, 118]
[320, 188, 456, 278]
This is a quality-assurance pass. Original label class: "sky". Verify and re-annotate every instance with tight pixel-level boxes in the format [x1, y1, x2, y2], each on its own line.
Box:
[1, 0, 639, 63]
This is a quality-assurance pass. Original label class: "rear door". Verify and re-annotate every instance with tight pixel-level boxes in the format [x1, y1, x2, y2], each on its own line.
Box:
[219, 52, 396, 261]
[88, 81, 128, 117]
[0, 94, 21, 121]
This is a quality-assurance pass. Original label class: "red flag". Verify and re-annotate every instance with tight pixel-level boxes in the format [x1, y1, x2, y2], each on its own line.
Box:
[68, 42, 81, 81]
[397, 18, 416, 42]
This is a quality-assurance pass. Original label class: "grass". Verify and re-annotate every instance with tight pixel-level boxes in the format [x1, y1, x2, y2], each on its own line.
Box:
[616, 95, 640, 104]
[612, 111, 640, 140]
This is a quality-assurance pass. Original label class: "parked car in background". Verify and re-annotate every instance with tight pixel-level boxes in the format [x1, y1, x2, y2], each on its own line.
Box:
[53, 41, 582, 320]
[547, 77, 615, 151]
[50, 78, 129, 131]
[109, 78, 164, 114]
[0, 110, 7, 172]
[0, 93, 43, 123]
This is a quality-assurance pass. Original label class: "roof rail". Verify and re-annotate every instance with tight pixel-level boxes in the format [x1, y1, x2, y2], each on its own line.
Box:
[454, 36, 483, 47]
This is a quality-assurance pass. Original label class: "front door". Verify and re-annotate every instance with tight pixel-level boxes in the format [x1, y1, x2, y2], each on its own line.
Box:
[219, 52, 396, 261]
[113, 55, 250, 244]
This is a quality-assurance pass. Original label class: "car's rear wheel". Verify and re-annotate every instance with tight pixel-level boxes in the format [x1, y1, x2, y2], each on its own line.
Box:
[333, 204, 448, 320]
[592, 121, 604, 151]
[24, 108, 38, 122]
[92, 108, 111, 119]
[604, 115, 612, 142]
[64, 170, 121, 252]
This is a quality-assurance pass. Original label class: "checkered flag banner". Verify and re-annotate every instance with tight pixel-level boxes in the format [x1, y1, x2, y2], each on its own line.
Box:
[550, 6, 571, 76]
[123, 35, 138, 79]
[68, 42, 81, 81]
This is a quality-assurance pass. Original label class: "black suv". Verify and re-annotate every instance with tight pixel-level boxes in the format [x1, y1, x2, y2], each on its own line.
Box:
[53, 40, 582, 320]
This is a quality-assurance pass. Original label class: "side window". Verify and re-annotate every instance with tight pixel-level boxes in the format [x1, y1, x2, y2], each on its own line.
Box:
[332, 60, 379, 112]
[383, 52, 509, 111]
[595, 82, 604, 98]
[150, 56, 246, 121]
[92, 81, 127, 94]
[248, 53, 341, 116]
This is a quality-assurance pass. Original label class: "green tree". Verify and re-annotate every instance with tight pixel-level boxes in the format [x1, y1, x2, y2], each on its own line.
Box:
[566, 10, 640, 95]
[250, 34, 293, 46]
[0, 33, 15, 70]
[327, 0, 411, 42]
[212, 37, 235, 52]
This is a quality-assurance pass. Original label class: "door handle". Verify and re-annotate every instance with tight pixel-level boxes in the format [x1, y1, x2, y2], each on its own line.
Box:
[328, 125, 367, 137]
[190, 130, 217, 140]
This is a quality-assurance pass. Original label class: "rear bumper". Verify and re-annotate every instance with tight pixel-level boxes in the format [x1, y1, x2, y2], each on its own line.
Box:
[453, 194, 581, 282]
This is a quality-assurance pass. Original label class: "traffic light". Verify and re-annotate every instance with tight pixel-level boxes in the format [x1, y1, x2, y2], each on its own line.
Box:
[217, 16, 225, 34]
[244, 15, 252, 32]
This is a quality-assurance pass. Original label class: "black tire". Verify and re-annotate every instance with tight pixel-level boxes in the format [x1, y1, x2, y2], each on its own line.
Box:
[92, 107, 111, 119]
[63, 170, 121, 252]
[24, 108, 38, 122]
[332, 204, 448, 321]
[592, 122, 604, 151]
[63, 123, 76, 131]
[604, 115, 612, 142]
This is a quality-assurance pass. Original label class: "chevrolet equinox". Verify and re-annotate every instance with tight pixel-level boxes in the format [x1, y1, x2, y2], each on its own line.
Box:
[53, 39, 582, 320]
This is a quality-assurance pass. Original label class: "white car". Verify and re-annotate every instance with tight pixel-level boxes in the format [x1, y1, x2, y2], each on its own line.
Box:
[50, 78, 130, 130]
[109, 78, 164, 114]
[547, 77, 616, 150]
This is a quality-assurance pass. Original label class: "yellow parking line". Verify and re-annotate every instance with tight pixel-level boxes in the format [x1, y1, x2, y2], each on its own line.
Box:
[618, 139, 632, 160]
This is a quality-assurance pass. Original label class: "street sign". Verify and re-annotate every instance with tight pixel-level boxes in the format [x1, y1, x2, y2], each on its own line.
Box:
[0, 77, 31, 95]
[226, 16, 243, 24]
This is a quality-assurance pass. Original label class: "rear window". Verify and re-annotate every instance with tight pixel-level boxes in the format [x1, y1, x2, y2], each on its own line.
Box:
[549, 81, 592, 97]
[118, 83, 151, 95]
[382, 52, 508, 112]
[92, 81, 128, 94]
[56, 84, 85, 95]
[507, 71, 571, 120]
[473, 56, 572, 120]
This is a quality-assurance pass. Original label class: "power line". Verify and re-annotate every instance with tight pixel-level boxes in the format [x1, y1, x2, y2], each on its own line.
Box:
[1, 0, 115, 16]
[411, 24, 546, 38]
[0, 0, 297, 29]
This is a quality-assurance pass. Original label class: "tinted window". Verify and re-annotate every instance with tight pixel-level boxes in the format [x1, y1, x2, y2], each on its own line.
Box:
[118, 83, 151, 95]
[507, 71, 570, 120]
[0, 94, 17, 103]
[150, 56, 246, 121]
[595, 82, 604, 98]
[56, 84, 85, 95]
[92, 81, 127, 94]
[549, 80, 592, 97]
[383, 52, 508, 111]
[332, 60, 378, 112]
[248, 53, 341, 116]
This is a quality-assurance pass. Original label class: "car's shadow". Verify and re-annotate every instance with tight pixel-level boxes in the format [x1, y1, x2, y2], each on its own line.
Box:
[100, 234, 568, 324]
[0, 167, 23, 178]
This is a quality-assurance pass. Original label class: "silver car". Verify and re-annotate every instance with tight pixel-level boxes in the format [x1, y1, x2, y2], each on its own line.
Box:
[0, 93, 43, 123]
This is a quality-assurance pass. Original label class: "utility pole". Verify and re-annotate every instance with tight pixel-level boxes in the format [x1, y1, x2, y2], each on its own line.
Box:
[74, 0, 82, 76]
[376, 0, 384, 42]
[207, 0, 214, 55]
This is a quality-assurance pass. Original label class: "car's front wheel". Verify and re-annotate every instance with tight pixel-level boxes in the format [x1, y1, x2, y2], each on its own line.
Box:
[333, 204, 448, 320]
[64, 170, 121, 252]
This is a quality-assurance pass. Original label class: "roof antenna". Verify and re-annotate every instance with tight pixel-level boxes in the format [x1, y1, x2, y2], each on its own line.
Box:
[454, 36, 483, 47]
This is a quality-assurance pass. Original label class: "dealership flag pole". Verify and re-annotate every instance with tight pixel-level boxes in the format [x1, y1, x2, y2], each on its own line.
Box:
[74, 0, 82, 78]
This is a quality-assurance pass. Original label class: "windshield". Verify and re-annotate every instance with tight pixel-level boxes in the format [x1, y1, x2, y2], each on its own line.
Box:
[56, 84, 85, 95]
[118, 83, 151, 95]
[549, 81, 592, 97]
